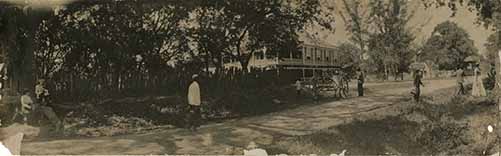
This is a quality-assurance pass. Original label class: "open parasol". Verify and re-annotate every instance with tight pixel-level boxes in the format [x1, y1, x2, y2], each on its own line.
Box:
[464, 56, 479, 63]
[409, 62, 427, 70]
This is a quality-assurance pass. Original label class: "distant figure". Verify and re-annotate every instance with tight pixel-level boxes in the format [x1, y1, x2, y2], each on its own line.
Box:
[295, 79, 302, 97]
[35, 80, 63, 132]
[20, 89, 33, 124]
[312, 76, 319, 103]
[412, 70, 425, 102]
[488, 63, 496, 78]
[187, 74, 201, 131]
[357, 69, 365, 96]
[456, 67, 466, 95]
[472, 64, 487, 97]
[35, 79, 49, 102]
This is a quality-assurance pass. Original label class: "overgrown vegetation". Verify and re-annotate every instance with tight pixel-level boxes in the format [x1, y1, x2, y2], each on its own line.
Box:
[273, 91, 499, 155]
[50, 71, 317, 137]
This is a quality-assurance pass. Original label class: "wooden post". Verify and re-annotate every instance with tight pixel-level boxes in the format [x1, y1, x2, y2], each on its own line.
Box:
[496, 31, 501, 154]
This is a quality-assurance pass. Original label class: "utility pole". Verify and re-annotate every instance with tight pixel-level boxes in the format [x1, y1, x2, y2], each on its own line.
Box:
[496, 31, 501, 155]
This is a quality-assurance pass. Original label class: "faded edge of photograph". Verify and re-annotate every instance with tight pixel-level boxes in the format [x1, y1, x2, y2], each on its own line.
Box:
[0, 0, 500, 155]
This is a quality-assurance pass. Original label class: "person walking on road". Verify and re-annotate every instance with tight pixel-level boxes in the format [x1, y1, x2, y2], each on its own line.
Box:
[472, 64, 487, 97]
[187, 74, 202, 132]
[295, 79, 302, 98]
[312, 76, 320, 103]
[412, 70, 425, 102]
[456, 67, 466, 95]
[357, 69, 365, 97]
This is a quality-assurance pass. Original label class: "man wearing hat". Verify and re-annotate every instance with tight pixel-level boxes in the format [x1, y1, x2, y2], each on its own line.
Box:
[356, 68, 365, 97]
[187, 74, 201, 131]
[412, 69, 424, 102]
[35, 79, 50, 104]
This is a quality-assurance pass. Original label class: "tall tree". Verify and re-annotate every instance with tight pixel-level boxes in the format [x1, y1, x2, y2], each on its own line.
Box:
[335, 42, 362, 66]
[367, 0, 415, 80]
[421, 0, 501, 93]
[422, 21, 479, 70]
[191, 0, 333, 74]
[338, 0, 369, 64]
[35, 1, 193, 99]
[485, 32, 499, 66]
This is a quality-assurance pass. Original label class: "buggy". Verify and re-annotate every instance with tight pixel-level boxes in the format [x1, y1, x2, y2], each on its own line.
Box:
[299, 70, 351, 99]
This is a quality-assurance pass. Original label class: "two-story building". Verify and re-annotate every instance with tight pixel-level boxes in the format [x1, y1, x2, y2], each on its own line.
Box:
[224, 39, 343, 81]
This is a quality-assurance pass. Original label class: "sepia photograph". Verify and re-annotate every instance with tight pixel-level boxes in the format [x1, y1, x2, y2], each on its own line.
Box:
[0, 0, 500, 155]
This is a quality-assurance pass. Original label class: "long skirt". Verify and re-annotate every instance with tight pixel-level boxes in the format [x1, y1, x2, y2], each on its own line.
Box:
[472, 77, 487, 97]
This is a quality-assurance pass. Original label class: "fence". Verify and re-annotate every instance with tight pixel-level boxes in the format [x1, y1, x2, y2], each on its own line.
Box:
[41, 65, 282, 104]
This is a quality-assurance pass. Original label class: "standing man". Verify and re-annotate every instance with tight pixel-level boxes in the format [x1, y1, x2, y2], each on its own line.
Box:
[295, 79, 302, 98]
[456, 67, 466, 95]
[35, 79, 62, 132]
[19, 89, 33, 124]
[413, 70, 425, 102]
[357, 69, 365, 96]
[35, 79, 50, 105]
[187, 74, 201, 132]
[312, 75, 319, 103]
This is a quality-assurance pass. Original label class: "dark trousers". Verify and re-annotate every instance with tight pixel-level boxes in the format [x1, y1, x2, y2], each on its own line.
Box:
[358, 82, 364, 96]
[457, 83, 465, 95]
[414, 86, 421, 102]
[296, 90, 301, 97]
[188, 105, 201, 129]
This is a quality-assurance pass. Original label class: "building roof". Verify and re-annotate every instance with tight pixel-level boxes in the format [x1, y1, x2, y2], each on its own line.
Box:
[298, 33, 337, 49]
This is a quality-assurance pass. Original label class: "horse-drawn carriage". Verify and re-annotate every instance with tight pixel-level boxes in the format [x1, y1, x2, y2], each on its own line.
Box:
[300, 68, 353, 99]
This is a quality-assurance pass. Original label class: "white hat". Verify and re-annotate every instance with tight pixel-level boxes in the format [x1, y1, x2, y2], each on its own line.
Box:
[192, 74, 199, 79]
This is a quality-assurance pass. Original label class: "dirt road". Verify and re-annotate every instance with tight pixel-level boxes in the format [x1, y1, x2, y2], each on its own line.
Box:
[21, 79, 457, 155]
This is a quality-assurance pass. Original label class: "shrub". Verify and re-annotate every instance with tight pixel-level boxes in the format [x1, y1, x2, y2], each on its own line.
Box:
[414, 118, 470, 154]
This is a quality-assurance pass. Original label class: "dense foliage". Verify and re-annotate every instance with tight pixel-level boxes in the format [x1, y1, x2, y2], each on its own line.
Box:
[0, 0, 333, 102]
[367, 0, 416, 80]
[338, 0, 416, 80]
[422, 21, 479, 70]
[421, 0, 501, 92]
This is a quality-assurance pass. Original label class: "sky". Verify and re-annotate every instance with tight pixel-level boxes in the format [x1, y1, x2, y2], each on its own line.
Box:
[309, 0, 495, 55]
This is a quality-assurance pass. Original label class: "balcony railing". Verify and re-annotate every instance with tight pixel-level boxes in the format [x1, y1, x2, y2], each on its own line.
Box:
[279, 58, 337, 66]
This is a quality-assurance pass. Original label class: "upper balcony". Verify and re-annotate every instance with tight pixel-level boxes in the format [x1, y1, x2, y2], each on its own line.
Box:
[278, 58, 339, 67]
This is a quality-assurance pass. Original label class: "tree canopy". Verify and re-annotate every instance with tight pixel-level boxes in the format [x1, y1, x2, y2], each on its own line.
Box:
[0, 0, 332, 99]
[366, 0, 415, 80]
[190, 0, 334, 73]
[422, 21, 479, 70]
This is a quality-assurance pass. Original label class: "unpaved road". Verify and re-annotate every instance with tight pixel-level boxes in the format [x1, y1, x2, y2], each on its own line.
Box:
[21, 79, 457, 155]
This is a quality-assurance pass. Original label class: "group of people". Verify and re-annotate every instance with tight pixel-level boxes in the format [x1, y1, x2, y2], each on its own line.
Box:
[456, 64, 487, 97]
[186, 64, 491, 132]
[412, 64, 488, 103]
[11, 79, 62, 132]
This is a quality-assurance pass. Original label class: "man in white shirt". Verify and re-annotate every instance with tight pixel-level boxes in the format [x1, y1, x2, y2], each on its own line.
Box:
[295, 79, 301, 98]
[20, 89, 33, 124]
[187, 74, 201, 132]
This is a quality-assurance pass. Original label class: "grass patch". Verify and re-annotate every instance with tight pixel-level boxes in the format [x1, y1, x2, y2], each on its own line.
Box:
[272, 93, 499, 155]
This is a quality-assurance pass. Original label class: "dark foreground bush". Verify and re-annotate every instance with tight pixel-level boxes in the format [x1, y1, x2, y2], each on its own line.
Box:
[409, 95, 498, 155]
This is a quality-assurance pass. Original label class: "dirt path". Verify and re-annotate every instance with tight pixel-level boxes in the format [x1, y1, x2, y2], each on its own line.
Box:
[21, 79, 457, 155]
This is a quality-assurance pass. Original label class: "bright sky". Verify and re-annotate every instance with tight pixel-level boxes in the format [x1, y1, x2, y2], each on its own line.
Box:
[312, 0, 494, 55]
